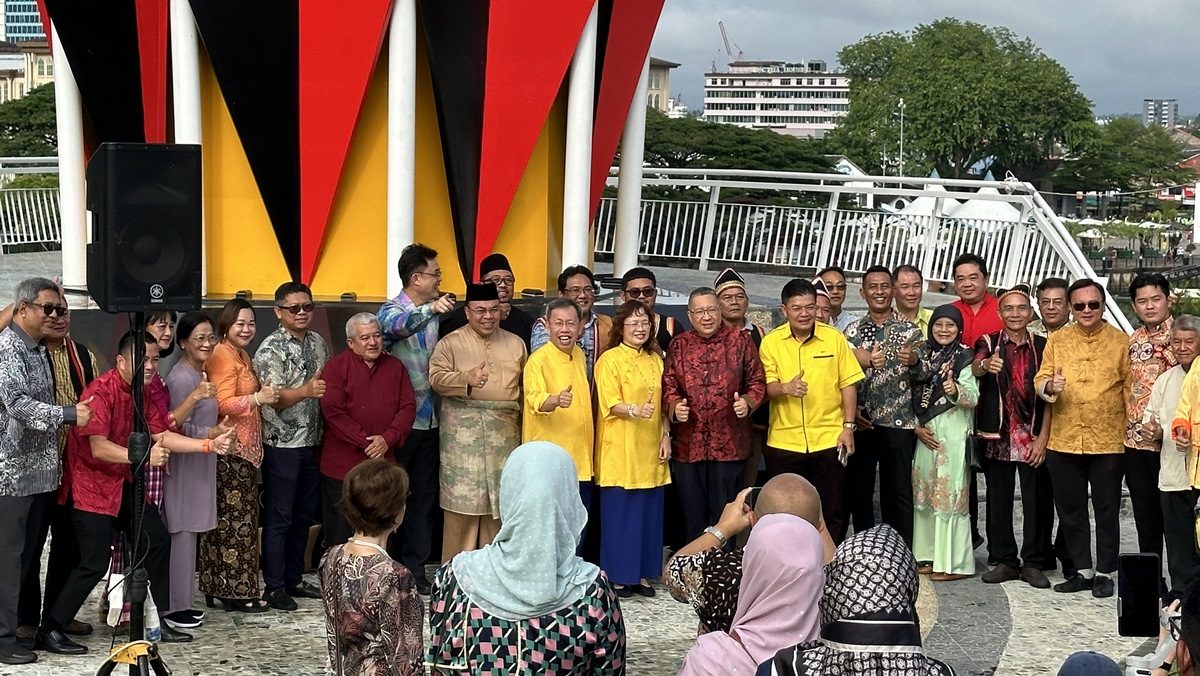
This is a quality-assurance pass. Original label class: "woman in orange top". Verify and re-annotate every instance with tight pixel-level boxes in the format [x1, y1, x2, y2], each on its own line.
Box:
[200, 299, 280, 612]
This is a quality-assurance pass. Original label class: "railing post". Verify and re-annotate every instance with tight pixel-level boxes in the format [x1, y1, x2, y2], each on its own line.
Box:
[697, 186, 722, 271]
[917, 197, 945, 281]
[1001, 201, 1033, 288]
[814, 190, 841, 270]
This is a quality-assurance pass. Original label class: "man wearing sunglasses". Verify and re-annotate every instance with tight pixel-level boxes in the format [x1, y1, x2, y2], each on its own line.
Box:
[0, 278, 92, 664]
[1035, 278, 1130, 599]
[252, 281, 330, 611]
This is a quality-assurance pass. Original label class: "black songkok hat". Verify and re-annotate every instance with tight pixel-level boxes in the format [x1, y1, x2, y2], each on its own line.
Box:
[466, 282, 500, 302]
[479, 253, 513, 277]
[713, 267, 747, 294]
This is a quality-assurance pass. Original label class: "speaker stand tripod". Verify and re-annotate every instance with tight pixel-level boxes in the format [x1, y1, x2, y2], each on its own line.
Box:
[96, 314, 169, 676]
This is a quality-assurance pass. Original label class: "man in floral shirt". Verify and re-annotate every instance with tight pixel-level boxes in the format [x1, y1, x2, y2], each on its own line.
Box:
[843, 265, 924, 548]
[663, 287, 766, 542]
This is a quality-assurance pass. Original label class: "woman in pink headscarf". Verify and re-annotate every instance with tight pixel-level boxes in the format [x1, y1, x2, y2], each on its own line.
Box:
[677, 513, 825, 675]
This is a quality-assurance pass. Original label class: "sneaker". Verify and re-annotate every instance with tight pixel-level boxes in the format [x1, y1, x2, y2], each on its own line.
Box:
[1019, 567, 1051, 589]
[1053, 574, 1094, 593]
[163, 610, 202, 630]
[1092, 575, 1115, 598]
[981, 564, 1020, 584]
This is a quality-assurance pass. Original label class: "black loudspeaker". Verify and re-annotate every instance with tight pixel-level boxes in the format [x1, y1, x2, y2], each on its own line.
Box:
[86, 143, 203, 313]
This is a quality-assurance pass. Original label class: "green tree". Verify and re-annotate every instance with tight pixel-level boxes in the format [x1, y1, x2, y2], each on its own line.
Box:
[1054, 117, 1196, 196]
[829, 18, 1092, 179]
[0, 84, 56, 156]
[641, 108, 831, 172]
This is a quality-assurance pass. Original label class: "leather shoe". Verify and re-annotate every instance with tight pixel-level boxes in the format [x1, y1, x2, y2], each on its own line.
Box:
[159, 624, 193, 643]
[981, 563, 1019, 584]
[264, 588, 298, 611]
[413, 576, 432, 596]
[1092, 575, 1115, 598]
[1054, 574, 1094, 593]
[286, 581, 322, 599]
[0, 643, 37, 665]
[1020, 567, 1051, 589]
[34, 628, 88, 655]
[62, 619, 93, 636]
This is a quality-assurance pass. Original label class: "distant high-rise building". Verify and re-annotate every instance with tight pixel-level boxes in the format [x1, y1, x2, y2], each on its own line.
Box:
[4, 1, 43, 42]
[1143, 98, 1178, 128]
[703, 60, 849, 139]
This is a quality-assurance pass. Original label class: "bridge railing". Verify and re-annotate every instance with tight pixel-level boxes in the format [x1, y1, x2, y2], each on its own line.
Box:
[596, 168, 1132, 332]
[0, 156, 61, 252]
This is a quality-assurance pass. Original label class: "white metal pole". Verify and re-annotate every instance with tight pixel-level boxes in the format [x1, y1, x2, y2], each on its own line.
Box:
[612, 56, 649, 276]
[386, 0, 417, 297]
[561, 1, 597, 269]
[51, 22, 87, 295]
[898, 98, 905, 179]
[170, 0, 204, 293]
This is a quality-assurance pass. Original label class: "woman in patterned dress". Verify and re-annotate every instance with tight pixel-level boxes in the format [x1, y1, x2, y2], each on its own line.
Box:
[200, 299, 278, 612]
[320, 459, 423, 676]
[427, 441, 625, 674]
[594, 301, 671, 598]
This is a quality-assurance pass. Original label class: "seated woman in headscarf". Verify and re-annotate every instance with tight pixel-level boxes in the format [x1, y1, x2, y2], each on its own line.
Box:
[758, 524, 955, 676]
[678, 513, 825, 675]
[912, 304, 978, 581]
[426, 441, 626, 674]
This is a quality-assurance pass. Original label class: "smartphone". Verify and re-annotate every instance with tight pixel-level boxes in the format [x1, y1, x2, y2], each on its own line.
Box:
[745, 487, 762, 510]
[1118, 553, 1162, 637]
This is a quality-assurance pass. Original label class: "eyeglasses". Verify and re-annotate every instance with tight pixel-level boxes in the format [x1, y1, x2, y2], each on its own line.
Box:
[469, 307, 501, 317]
[688, 308, 720, 317]
[787, 304, 817, 315]
[482, 276, 515, 287]
[277, 302, 315, 314]
[30, 303, 68, 317]
[189, 334, 217, 344]
[1072, 301, 1102, 312]
[625, 287, 656, 299]
[413, 270, 442, 280]
[563, 286, 595, 296]
[624, 320, 651, 329]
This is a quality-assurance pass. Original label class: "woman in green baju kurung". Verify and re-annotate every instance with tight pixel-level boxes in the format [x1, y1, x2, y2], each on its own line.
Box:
[912, 305, 978, 580]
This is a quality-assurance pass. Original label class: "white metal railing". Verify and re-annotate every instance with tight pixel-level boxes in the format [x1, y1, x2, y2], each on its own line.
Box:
[0, 187, 61, 249]
[596, 167, 1133, 333]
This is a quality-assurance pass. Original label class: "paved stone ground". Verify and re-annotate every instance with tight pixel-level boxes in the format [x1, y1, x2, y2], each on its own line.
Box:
[0, 252, 1162, 675]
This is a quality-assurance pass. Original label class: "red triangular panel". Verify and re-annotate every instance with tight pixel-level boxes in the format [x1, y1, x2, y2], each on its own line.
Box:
[588, 0, 665, 215]
[133, 0, 169, 143]
[298, 0, 395, 282]
[474, 0, 593, 269]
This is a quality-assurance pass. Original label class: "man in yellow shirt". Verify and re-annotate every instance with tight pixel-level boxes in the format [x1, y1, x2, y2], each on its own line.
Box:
[1034, 278, 1130, 599]
[522, 299, 594, 508]
[760, 278, 865, 543]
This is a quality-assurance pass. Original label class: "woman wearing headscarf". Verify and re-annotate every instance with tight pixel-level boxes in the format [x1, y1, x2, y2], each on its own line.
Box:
[678, 513, 824, 675]
[911, 304, 978, 581]
[759, 524, 955, 676]
[426, 442, 626, 674]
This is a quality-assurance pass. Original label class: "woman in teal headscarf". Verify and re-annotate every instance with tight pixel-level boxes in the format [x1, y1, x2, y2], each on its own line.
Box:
[426, 441, 627, 674]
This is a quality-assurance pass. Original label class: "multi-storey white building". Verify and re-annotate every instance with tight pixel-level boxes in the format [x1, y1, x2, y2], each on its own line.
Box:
[1143, 98, 1178, 129]
[703, 60, 849, 138]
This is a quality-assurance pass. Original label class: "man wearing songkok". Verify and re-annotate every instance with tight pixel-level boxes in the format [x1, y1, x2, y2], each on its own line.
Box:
[715, 267, 769, 486]
[664, 287, 766, 541]
[430, 282, 527, 561]
[1035, 278, 1130, 598]
[439, 253, 535, 349]
[530, 265, 612, 384]
[522, 299, 594, 505]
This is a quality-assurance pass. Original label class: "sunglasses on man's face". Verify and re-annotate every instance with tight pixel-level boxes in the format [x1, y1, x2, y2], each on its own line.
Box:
[625, 287, 655, 299]
[277, 302, 316, 315]
[1071, 301, 1102, 312]
[29, 303, 68, 317]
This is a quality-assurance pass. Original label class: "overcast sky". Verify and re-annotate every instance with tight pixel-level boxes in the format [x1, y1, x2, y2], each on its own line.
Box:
[650, 0, 1199, 117]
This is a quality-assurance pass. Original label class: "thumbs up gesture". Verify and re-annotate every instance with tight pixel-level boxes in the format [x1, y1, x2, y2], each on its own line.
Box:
[306, 367, 326, 399]
[674, 397, 690, 423]
[75, 395, 94, 427]
[898, 341, 917, 367]
[732, 392, 750, 419]
[640, 396, 656, 419]
[258, 378, 280, 405]
[870, 344, 885, 370]
[985, 351, 1004, 375]
[557, 384, 574, 408]
[210, 415, 235, 441]
[1048, 366, 1066, 395]
[192, 371, 217, 402]
[467, 361, 489, 389]
[789, 368, 808, 398]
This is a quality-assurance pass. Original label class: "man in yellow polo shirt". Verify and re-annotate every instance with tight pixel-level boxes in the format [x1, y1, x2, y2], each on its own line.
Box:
[760, 278, 865, 543]
[1034, 278, 1130, 599]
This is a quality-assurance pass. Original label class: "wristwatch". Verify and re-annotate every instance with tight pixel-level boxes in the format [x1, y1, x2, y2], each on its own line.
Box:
[704, 526, 728, 547]
[842, 421, 857, 431]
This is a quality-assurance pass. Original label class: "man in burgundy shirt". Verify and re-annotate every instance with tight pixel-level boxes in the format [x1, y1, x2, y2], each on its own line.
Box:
[44, 332, 234, 654]
[950, 252, 1003, 549]
[319, 313, 416, 556]
[663, 287, 766, 542]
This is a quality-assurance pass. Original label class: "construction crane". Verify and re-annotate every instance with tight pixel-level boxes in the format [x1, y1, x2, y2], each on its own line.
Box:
[718, 21, 743, 63]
